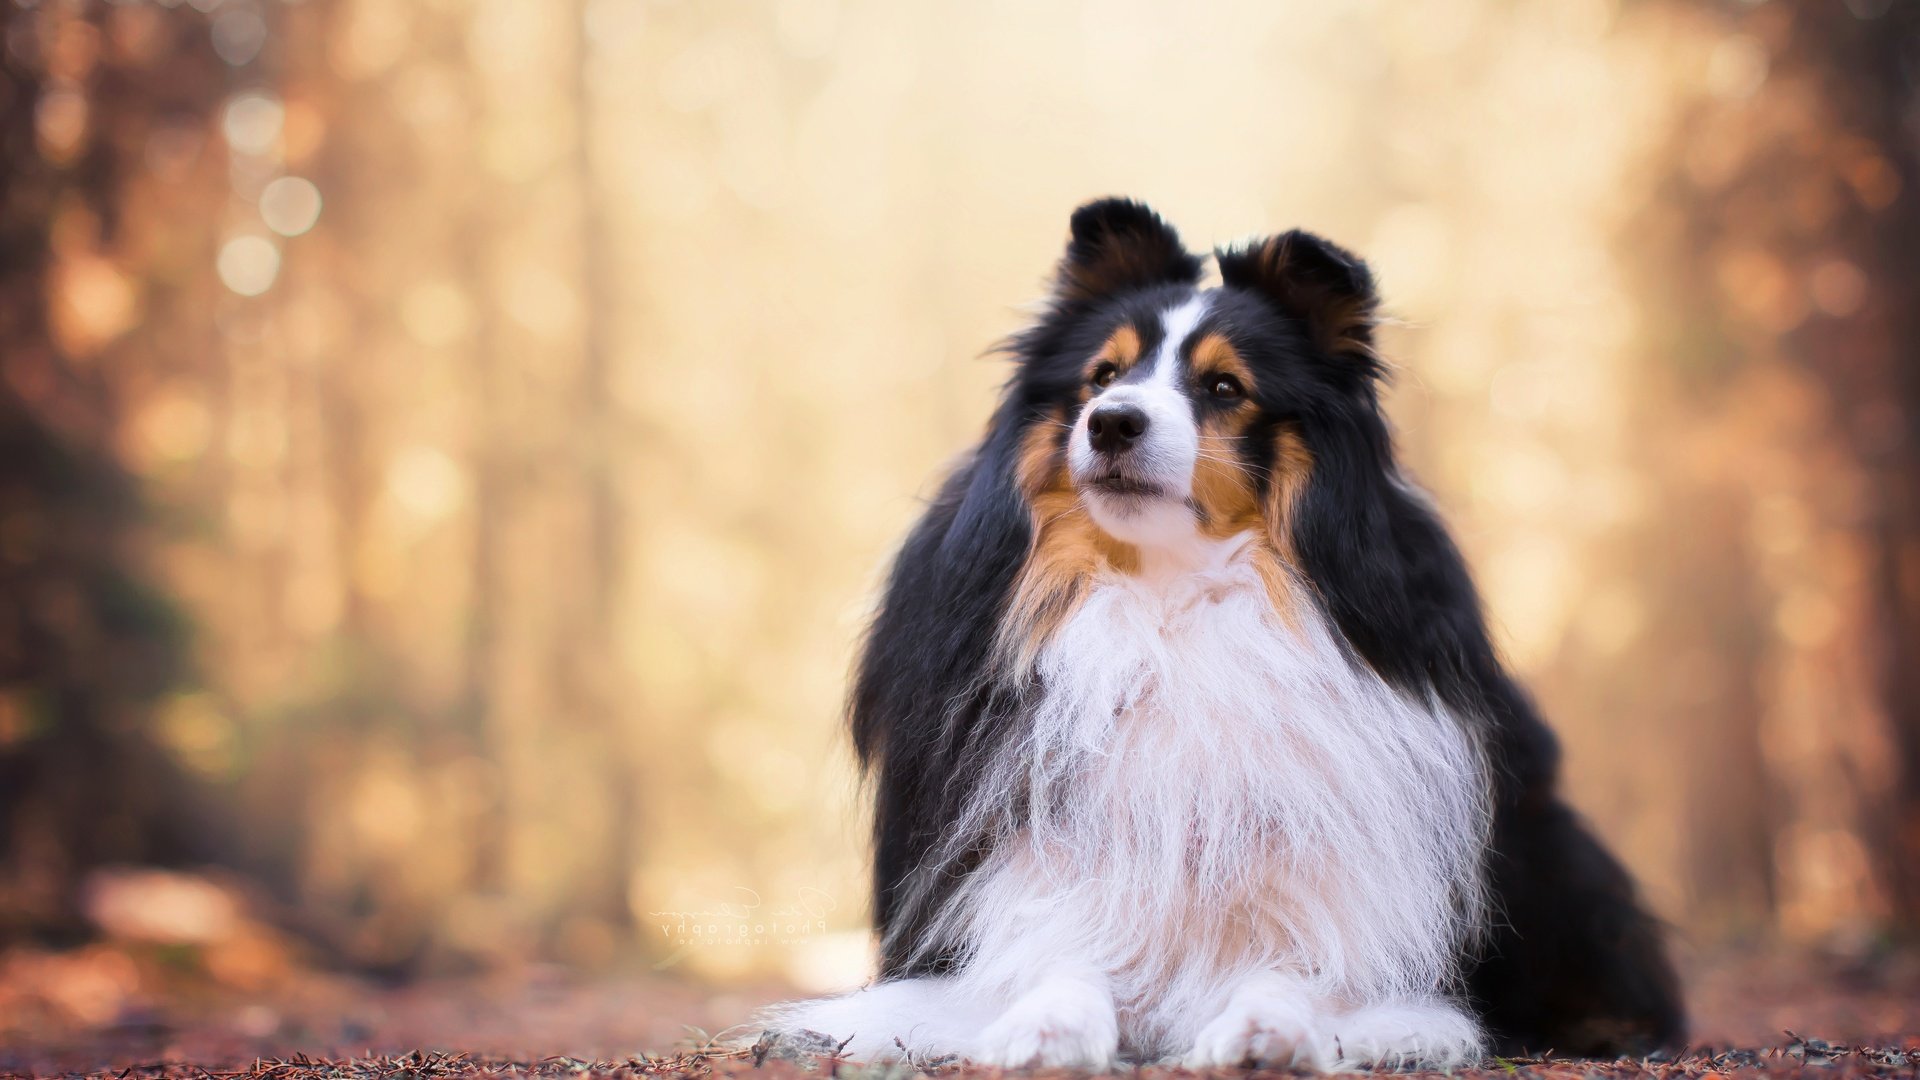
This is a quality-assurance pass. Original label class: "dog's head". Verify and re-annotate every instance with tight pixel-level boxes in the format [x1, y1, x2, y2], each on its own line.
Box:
[1010, 198, 1386, 565]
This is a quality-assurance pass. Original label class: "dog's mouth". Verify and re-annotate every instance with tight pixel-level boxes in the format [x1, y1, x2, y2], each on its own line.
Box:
[1082, 471, 1167, 500]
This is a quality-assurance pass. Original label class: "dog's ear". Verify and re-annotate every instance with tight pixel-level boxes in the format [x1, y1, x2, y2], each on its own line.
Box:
[1217, 230, 1382, 377]
[1054, 198, 1202, 305]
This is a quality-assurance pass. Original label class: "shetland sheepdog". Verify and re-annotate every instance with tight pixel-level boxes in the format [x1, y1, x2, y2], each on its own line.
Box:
[761, 199, 1683, 1069]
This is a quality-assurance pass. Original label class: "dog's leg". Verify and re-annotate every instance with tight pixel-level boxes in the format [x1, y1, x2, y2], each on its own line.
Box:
[1183, 972, 1333, 1070]
[1329, 997, 1483, 1069]
[973, 968, 1120, 1069]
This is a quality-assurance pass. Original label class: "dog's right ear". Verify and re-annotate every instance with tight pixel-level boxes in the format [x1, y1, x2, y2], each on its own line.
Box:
[1053, 198, 1203, 306]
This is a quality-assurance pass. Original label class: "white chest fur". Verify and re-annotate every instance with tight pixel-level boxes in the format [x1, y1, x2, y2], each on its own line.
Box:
[938, 539, 1489, 1054]
[765, 539, 1492, 1067]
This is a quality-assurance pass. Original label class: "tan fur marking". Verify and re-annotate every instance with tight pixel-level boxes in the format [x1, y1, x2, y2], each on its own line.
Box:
[1251, 427, 1315, 624]
[1102, 324, 1143, 368]
[1191, 423, 1315, 628]
[1190, 437, 1262, 541]
[1189, 332, 1254, 388]
[1073, 325, 1146, 406]
[1001, 415, 1138, 674]
[1258, 427, 1314, 561]
[1186, 334, 1260, 541]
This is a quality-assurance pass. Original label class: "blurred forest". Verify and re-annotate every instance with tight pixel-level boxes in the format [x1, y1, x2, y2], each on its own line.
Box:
[1, 0, 1918, 1017]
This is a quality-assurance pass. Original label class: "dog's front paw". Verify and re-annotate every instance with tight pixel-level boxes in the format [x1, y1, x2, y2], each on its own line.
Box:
[1331, 998, 1483, 1069]
[1184, 980, 1331, 1070]
[974, 978, 1120, 1068]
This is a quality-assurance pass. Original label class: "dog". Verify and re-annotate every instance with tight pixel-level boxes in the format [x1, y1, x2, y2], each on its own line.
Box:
[761, 199, 1684, 1069]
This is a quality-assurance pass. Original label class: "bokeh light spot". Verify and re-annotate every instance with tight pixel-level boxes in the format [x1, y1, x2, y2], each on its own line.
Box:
[217, 235, 281, 296]
[222, 91, 284, 157]
[136, 390, 213, 465]
[211, 9, 267, 66]
[1810, 258, 1869, 317]
[35, 89, 89, 165]
[386, 445, 467, 522]
[259, 175, 323, 236]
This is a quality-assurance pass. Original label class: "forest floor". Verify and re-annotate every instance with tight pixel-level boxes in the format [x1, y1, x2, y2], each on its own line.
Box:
[1, 949, 1916, 1079]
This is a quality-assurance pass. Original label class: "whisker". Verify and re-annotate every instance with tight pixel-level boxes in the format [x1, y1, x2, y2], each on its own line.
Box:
[1191, 447, 1269, 466]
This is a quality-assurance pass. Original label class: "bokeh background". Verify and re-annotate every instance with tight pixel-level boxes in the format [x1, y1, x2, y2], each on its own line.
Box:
[3, 0, 1920, 1058]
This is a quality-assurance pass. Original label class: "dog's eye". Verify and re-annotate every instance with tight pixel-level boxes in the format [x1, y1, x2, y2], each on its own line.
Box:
[1208, 374, 1245, 399]
[1090, 362, 1119, 389]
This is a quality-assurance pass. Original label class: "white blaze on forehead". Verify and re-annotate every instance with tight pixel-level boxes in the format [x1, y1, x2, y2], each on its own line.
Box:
[1103, 292, 1210, 401]
[1146, 293, 1210, 379]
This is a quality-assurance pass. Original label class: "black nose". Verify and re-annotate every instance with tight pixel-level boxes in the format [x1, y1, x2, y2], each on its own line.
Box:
[1087, 404, 1149, 455]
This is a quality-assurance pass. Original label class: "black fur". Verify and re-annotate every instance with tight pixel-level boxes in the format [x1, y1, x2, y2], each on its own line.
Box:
[851, 198, 1684, 1056]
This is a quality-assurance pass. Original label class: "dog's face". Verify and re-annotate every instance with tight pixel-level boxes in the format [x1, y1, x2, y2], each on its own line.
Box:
[1060, 287, 1289, 550]
[1014, 199, 1385, 559]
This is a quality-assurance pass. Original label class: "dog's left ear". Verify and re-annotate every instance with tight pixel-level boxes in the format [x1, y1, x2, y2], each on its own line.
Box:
[1054, 198, 1203, 306]
[1216, 230, 1382, 376]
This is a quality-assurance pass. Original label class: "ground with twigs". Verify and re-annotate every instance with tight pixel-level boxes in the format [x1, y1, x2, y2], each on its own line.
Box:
[2, 950, 1917, 1079]
[7, 1039, 1920, 1080]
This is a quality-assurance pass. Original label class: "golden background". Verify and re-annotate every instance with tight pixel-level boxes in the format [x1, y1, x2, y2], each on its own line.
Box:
[3, 0, 1915, 1014]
